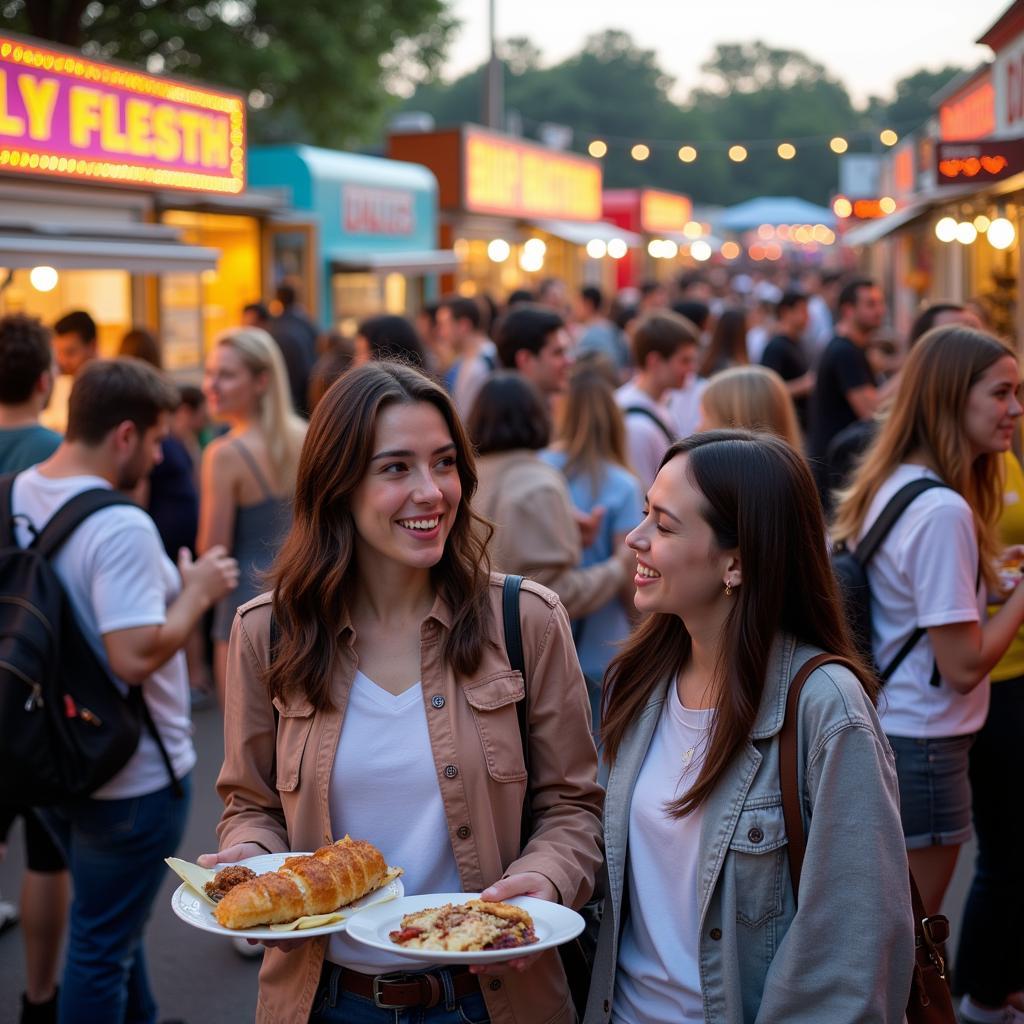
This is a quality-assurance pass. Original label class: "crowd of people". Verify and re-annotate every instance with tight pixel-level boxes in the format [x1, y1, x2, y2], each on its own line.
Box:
[0, 262, 1022, 1024]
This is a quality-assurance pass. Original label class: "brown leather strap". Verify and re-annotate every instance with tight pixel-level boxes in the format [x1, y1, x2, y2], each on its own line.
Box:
[778, 653, 860, 907]
[335, 965, 480, 1008]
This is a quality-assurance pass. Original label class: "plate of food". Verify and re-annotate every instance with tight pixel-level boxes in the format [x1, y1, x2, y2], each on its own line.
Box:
[344, 893, 585, 964]
[168, 836, 404, 941]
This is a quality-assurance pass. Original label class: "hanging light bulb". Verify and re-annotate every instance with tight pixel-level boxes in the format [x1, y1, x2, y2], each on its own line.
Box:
[588, 139, 608, 158]
[934, 217, 958, 243]
[728, 145, 748, 162]
[988, 217, 1016, 250]
[777, 142, 796, 160]
[678, 145, 697, 163]
[830, 136, 849, 154]
[631, 143, 650, 161]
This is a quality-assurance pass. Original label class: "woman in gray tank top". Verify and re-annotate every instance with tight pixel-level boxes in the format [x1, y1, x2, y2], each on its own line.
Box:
[199, 327, 307, 706]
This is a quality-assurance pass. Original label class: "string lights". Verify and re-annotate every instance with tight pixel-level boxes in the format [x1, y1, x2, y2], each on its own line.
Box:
[580, 125, 904, 163]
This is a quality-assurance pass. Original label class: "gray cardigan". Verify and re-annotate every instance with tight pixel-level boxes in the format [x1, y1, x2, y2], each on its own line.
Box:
[584, 635, 915, 1023]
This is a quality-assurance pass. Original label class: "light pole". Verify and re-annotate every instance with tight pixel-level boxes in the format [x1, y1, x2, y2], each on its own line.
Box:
[483, 0, 503, 129]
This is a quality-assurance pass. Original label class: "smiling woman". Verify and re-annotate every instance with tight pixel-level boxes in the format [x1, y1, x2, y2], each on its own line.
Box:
[585, 430, 914, 1024]
[833, 325, 1024, 921]
[204, 362, 603, 1024]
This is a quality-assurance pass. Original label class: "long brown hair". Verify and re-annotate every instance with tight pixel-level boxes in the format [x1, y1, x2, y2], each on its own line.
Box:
[699, 307, 749, 378]
[700, 365, 802, 448]
[601, 430, 872, 817]
[832, 325, 1014, 590]
[267, 362, 493, 709]
[556, 363, 633, 499]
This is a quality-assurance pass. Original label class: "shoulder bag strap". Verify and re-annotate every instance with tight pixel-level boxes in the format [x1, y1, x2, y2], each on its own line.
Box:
[0, 472, 15, 547]
[855, 478, 950, 566]
[32, 488, 137, 558]
[778, 654, 856, 900]
[623, 406, 675, 444]
[856, 478, 951, 686]
[502, 575, 533, 850]
[779, 652, 956, 1011]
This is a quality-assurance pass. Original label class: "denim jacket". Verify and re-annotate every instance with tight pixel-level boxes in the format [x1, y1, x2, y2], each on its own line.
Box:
[584, 635, 915, 1023]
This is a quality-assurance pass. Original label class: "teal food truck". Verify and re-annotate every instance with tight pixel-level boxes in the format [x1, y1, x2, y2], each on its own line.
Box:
[249, 144, 455, 333]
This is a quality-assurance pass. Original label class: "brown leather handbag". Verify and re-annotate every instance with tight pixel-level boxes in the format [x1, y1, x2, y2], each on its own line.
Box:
[779, 654, 957, 1024]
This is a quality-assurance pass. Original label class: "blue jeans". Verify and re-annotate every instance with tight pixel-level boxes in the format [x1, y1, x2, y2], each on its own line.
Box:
[40, 774, 192, 1024]
[310, 964, 491, 1024]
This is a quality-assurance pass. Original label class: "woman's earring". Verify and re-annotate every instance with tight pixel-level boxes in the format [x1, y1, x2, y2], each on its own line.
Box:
[724, 581, 733, 597]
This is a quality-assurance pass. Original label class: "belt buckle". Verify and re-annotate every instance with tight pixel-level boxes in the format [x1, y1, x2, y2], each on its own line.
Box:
[372, 972, 413, 1010]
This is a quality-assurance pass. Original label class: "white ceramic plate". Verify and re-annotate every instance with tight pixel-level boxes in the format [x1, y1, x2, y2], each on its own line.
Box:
[344, 892, 585, 964]
[170, 853, 404, 941]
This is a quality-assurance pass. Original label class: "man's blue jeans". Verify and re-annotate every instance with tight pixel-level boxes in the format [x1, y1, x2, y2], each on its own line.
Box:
[41, 774, 192, 1024]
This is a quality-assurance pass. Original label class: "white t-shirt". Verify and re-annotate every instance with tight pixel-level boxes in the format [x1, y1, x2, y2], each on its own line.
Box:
[858, 464, 988, 738]
[613, 686, 715, 1024]
[327, 670, 461, 972]
[616, 382, 680, 489]
[664, 377, 708, 440]
[12, 468, 195, 799]
[452, 339, 497, 420]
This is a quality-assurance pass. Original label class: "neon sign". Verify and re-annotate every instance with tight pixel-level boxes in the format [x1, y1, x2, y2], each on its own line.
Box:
[0, 34, 245, 193]
[936, 139, 1024, 184]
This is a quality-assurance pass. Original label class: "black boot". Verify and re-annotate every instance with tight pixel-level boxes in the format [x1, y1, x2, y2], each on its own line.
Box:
[20, 988, 57, 1024]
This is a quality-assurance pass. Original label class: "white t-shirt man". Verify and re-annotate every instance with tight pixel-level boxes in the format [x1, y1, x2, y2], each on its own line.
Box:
[12, 467, 196, 799]
[616, 381, 680, 489]
[613, 686, 715, 1023]
[665, 377, 709, 439]
[858, 463, 988, 738]
[327, 669, 461, 972]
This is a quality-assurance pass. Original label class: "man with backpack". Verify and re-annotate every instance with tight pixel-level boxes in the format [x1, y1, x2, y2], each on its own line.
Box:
[615, 311, 697, 487]
[3, 357, 237, 1023]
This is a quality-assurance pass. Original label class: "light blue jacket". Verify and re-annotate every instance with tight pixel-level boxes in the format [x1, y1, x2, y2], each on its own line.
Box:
[584, 636, 915, 1023]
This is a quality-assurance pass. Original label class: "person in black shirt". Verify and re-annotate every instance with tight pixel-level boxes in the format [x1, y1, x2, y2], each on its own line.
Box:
[807, 279, 886, 501]
[761, 291, 815, 429]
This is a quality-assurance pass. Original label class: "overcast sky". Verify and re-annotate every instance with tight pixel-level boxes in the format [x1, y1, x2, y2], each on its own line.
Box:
[443, 0, 1009, 105]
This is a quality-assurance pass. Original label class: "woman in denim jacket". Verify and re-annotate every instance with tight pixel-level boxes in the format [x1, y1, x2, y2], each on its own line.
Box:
[585, 431, 914, 1023]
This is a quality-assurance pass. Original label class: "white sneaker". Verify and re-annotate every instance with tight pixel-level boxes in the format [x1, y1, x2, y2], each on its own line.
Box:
[0, 897, 17, 935]
[233, 936, 263, 959]
[960, 995, 1024, 1023]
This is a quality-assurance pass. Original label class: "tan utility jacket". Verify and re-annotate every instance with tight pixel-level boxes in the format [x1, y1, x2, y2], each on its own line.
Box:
[475, 450, 626, 621]
[216, 574, 603, 1024]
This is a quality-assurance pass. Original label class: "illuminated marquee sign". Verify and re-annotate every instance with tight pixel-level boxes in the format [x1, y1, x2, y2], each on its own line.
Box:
[935, 138, 1024, 184]
[939, 78, 995, 140]
[639, 189, 692, 233]
[0, 35, 244, 193]
[464, 132, 601, 221]
[343, 185, 414, 235]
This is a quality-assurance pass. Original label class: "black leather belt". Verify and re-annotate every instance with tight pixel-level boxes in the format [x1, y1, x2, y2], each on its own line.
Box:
[336, 966, 480, 1009]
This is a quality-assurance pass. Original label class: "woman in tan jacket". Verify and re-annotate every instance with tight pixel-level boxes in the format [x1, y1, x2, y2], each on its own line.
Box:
[469, 372, 632, 621]
[200, 361, 602, 1024]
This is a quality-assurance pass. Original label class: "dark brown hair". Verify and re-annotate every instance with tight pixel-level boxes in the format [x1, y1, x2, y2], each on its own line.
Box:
[633, 310, 698, 368]
[0, 313, 52, 404]
[66, 357, 179, 445]
[267, 362, 493, 709]
[602, 430, 874, 816]
[467, 371, 551, 454]
[119, 327, 162, 369]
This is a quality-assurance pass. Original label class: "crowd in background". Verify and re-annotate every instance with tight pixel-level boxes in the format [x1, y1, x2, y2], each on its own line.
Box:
[2, 260, 1024, 1024]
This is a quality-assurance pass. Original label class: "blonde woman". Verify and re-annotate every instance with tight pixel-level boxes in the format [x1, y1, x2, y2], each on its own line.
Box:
[542, 362, 643, 702]
[698, 365, 802, 448]
[199, 327, 307, 704]
[833, 325, 1024, 922]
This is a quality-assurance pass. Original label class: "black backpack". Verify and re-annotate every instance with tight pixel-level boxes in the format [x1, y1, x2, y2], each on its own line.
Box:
[0, 473, 179, 805]
[832, 477, 950, 684]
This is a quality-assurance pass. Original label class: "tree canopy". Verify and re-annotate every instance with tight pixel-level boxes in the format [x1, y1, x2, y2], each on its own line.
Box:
[2, 0, 456, 146]
[404, 32, 964, 206]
